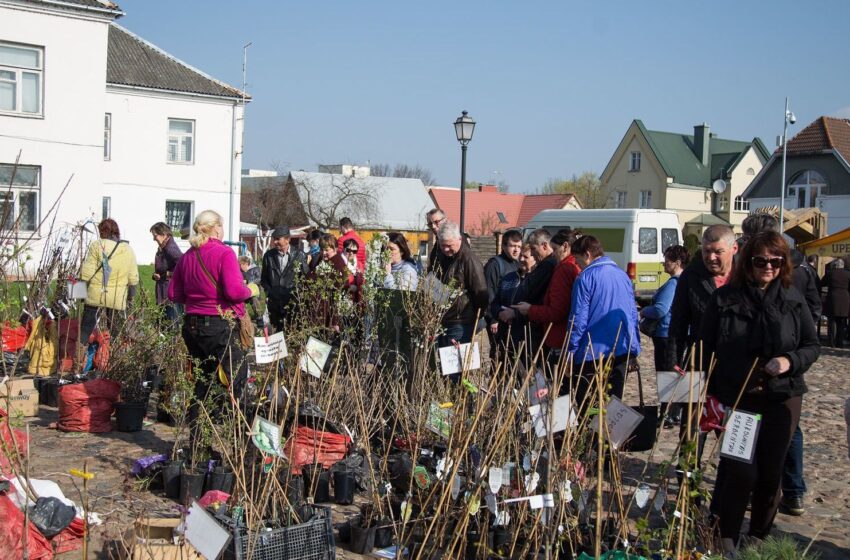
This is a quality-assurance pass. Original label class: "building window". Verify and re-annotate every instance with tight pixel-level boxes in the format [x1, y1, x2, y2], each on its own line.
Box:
[0, 164, 39, 232]
[613, 191, 627, 208]
[639, 190, 652, 208]
[746, 167, 755, 176]
[165, 201, 193, 233]
[496, 211, 508, 224]
[734, 196, 750, 212]
[0, 42, 43, 116]
[718, 196, 729, 211]
[167, 119, 194, 164]
[102, 196, 111, 220]
[104, 113, 112, 161]
[788, 170, 827, 209]
[629, 151, 641, 172]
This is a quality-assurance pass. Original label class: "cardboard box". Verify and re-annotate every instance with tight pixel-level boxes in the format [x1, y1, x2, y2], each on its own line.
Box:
[126, 518, 201, 560]
[0, 378, 38, 417]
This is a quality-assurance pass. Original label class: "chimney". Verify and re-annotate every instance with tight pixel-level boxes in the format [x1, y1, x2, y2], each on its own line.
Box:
[479, 184, 499, 193]
[693, 123, 710, 166]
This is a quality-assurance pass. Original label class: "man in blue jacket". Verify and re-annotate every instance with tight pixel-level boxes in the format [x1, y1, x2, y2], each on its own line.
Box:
[567, 235, 641, 413]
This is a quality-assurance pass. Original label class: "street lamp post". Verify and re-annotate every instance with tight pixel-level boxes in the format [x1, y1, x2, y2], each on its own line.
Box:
[454, 110, 476, 235]
[779, 97, 796, 231]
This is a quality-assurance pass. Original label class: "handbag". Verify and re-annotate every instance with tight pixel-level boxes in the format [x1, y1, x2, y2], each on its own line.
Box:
[194, 250, 255, 350]
[638, 315, 659, 337]
[621, 363, 659, 452]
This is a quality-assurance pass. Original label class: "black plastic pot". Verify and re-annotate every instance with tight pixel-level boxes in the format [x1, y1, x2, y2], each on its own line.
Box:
[304, 465, 331, 503]
[334, 470, 355, 505]
[349, 524, 376, 554]
[374, 517, 393, 548]
[162, 460, 182, 499]
[337, 517, 354, 544]
[492, 526, 510, 551]
[179, 469, 205, 505]
[43, 378, 60, 408]
[286, 475, 304, 507]
[205, 466, 234, 494]
[115, 401, 146, 432]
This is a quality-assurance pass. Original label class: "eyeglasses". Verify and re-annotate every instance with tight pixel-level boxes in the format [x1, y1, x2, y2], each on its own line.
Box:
[751, 256, 784, 269]
[345, 249, 358, 254]
[427, 218, 445, 227]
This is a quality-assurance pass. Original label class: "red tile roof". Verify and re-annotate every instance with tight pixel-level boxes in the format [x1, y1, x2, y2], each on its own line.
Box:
[428, 187, 576, 234]
[779, 116, 850, 163]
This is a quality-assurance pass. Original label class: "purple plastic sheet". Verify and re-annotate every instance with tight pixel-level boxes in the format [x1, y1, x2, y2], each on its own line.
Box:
[131, 453, 168, 476]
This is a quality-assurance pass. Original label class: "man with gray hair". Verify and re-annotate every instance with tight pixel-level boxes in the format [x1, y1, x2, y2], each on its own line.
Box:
[432, 221, 488, 347]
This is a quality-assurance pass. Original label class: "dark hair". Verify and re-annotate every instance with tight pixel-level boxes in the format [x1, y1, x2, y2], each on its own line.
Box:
[731, 231, 792, 289]
[150, 222, 171, 237]
[342, 238, 359, 253]
[319, 233, 337, 251]
[502, 229, 523, 246]
[551, 228, 580, 248]
[571, 235, 604, 258]
[308, 229, 322, 242]
[742, 214, 780, 236]
[663, 244, 690, 266]
[387, 231, 413, 262]
[98, 218, 120, 240]
[339, 217, 354, 229]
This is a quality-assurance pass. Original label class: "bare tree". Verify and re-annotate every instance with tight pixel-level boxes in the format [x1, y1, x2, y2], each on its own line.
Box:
[542, 171, 608, 208]
[371, 163, 437, 186]
[290, 173, 381, 230]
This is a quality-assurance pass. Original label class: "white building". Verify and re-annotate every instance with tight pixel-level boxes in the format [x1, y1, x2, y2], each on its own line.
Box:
[0, 0, 248, 267]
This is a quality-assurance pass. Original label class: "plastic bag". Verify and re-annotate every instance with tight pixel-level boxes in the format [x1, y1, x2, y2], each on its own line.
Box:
[30, 496, 77, 537]
[1, 323, 28, 352]
[284, 425, 351, 474]
[58, 379, 121, 432]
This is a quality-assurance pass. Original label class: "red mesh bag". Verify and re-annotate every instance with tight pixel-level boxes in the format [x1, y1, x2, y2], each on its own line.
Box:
[0, 409, 28, 475]
[57, 379, 121, 433]
[284, 426, 351, 474]
[0, 494, 54, 560]
[1, 323, 28, 352]
[57, 319, 80, 373]
[90, 330, 110, 372]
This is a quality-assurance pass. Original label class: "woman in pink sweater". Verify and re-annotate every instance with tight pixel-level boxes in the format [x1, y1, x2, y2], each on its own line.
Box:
[168, 210, 251, 448]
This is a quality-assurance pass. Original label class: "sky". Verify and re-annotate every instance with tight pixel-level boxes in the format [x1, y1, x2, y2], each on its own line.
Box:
[120, 1, 850, 193]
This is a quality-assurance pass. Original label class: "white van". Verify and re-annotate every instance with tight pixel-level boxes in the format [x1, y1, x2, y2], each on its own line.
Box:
[523, 209, 682, 300]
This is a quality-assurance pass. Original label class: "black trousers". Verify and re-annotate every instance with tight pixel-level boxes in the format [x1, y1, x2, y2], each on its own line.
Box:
[711, 395, 802, 542]
[827, 316, 848, 348]
[569, 354, 628, 416]
[80, 304, 121, 343]
[181, 314, 248, 449]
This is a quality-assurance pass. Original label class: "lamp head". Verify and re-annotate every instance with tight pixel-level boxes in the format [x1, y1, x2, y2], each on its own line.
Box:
[786, 111, 797, 125]
[454, 110, 476, 145]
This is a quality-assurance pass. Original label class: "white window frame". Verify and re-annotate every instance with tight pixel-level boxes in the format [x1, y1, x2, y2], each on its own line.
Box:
[104, 113, 111, 161]
[788, 170, 827, 209]
[0, 164, 40, 233]
[613, 190, 627, 208]
[0, 41, 43, 117]
[167, 118, 195, 164]
[639, 190, 652, 209]
[629, 151, 641, 172]
[734, 196, 750, 212]
[165, 200, 193, 234]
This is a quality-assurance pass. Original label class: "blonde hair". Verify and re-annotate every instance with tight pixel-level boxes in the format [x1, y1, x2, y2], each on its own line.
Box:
[189, 210, 223, 248]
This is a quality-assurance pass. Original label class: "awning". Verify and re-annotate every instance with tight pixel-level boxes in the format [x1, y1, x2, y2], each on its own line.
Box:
[798, 226, 850, 259]
[685, 213, 730, 227]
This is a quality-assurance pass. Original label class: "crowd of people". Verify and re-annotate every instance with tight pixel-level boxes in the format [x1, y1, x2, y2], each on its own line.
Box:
[78, 206, 847, 555]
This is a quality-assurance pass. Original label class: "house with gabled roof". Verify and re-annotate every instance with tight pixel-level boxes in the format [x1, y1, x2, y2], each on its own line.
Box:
[1, 0, 248, 266]
[599, 120, 770, 237]
[428, 185, 581, 235]
[742, 116, 850, 236]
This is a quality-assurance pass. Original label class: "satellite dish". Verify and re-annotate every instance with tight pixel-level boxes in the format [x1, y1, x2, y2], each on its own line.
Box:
[712, 179, 727, 194]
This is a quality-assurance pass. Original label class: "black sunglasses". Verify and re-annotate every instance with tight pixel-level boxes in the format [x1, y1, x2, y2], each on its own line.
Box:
[345, 248, 358, 254]
[752, 256, 784, 269]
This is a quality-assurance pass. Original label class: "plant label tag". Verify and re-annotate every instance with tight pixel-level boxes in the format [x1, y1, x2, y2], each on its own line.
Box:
[528, 395, 577, 438]
[67, 281, 88, 300]
[720, 409, 761, 464]
[524, 472, 540, 494]
[488, 467, 503, 494]
[590, 396, 643, 449]
[253, 331, 288, 364]
[251, 416, 285, 458]
[656, 370, 705, 403]
[527, 495, 544, 509]
[451, 474, 461, 500]
[299, 336, 332, 378]
[485, 493, 497, 515]
[438, 342, 481, 375]
[635, 483, 651, 508]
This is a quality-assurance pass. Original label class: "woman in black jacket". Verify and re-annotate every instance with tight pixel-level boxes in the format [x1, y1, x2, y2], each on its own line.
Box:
[701, 232, 819, 551]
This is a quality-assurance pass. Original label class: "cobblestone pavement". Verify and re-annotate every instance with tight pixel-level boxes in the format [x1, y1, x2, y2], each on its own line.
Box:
[14, 340, 849, 559]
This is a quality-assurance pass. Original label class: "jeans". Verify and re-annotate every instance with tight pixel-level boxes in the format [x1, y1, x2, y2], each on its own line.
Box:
[782, 423, 806, 499]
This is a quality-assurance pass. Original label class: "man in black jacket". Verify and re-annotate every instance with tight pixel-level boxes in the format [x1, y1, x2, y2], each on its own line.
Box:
[261, 227, 308, 332]
[484, 230, 522, 359]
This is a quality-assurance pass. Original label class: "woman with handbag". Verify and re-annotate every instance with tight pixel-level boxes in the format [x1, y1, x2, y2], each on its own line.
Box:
[700, 232, 819, 553]
[639, 245, 689, 426]
[168, 210, 252, 448]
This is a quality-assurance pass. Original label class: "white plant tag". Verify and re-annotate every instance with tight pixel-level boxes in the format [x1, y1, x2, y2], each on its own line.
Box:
[451, 475, 461, 500]
[635, 483, 651, 508]
[488, 467, 503, 494]
[525, 472, 540, 494]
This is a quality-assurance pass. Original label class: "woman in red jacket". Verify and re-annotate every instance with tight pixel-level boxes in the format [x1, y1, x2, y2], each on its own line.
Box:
[512, 229, 581, 382]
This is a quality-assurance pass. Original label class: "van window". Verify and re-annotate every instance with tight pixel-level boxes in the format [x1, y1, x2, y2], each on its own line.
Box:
[639, 228, 657, 254]
[661, 228, 679, 252]
[577, 228, 625, 253]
